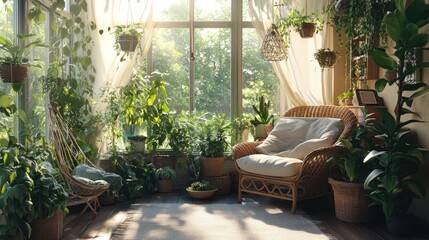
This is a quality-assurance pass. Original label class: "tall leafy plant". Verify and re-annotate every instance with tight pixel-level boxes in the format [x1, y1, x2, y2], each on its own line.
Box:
[364, 0, 429, 223]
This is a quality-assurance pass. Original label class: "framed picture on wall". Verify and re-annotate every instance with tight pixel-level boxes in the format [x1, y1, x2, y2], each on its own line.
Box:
[355, 89, 381, 106]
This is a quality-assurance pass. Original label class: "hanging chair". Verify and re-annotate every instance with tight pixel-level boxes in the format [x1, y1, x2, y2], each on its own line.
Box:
[48, 103, 110, 217]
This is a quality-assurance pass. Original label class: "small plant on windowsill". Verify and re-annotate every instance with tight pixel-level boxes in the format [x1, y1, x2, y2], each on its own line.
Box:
[250, 96, 275, 139]
[336, 90, 354, 106]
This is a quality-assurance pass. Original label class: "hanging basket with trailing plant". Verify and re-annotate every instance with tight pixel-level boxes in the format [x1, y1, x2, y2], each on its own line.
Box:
[118, 34, 139, 52]
[298, 22, 316, 38]
[0, 64, 28, 83]
[314, 48, 339, 68]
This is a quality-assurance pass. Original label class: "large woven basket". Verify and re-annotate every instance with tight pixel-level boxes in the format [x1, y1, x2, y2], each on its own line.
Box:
[200, 156, 225, 177]
[202, 175, 231, 195]
[328, 177, 372, 223]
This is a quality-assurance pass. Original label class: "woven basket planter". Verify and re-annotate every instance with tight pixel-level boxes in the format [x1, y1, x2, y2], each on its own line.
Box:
[0, 64, 28, 83]
[328, 177, 372, 223]
[202, 175, 231, 195]
[200, 156, 225, 177]
[298, 22, 316, 38]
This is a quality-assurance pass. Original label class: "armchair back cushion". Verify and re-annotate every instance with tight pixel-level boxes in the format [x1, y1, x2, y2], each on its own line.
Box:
[255, 117, 344, 159]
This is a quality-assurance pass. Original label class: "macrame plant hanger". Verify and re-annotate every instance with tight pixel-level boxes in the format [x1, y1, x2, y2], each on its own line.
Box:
[260, 0, 287, 61]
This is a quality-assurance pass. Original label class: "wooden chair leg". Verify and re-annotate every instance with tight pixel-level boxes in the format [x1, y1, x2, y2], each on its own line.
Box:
[291, 184, 297, 214]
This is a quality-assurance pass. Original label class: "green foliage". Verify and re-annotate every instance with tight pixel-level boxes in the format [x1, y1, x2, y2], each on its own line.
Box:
[328, 126, 371, 183]
[336, 90, 354, 101]
[364, 1, 429, 221]
[155, 167, 176, 181]
[168, 112, 198, 157]
[41, 75, 99, 159]
[368, 0, 429, 125]
[327, 0, 394, 51]
[112, 25, 144, 60]
[0, 134, 68, 238]
[363, 109, 425, 220]
[188, 180, 215, 191]
[0, 33, 46, 65]
[198, 114, 230, 157]
[250, 96, 274, 126]
[114, 154, 157, 199]
[188, 156, 201, 183]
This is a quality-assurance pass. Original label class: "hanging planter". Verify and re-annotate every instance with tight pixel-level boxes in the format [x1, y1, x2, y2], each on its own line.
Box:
[298, 22, 316, 38]
[314, 48, 340, 68]
[0, 64, 28, 83]
[117, 34, 139, 52]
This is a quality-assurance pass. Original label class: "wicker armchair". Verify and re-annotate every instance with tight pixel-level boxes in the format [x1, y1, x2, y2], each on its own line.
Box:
[233, 106, 357, 213]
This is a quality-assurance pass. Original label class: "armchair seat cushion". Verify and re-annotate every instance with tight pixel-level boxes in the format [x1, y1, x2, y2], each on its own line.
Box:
[236, 154, 302, 177]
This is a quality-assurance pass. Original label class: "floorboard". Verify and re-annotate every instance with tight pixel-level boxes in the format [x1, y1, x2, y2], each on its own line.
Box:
[61, 191, 429, 240]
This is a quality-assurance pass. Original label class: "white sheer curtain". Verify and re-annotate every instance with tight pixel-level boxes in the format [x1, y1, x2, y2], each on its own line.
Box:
[248, 0, 332, 112]
[87, 0, 154, 153]
[87, 0, 154, 104]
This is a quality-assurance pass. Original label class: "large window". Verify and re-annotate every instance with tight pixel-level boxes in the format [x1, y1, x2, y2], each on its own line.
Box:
[149, 0, 279, 118]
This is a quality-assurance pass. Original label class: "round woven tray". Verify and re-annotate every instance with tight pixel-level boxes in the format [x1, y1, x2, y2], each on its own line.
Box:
[201, 175, 231, 195]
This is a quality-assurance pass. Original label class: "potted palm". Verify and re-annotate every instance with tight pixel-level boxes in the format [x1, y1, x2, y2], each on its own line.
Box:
[250, 96, 275, 139]
[365, 0, 429, 235]
[198, 114, 230, 177]
[155, 167, 176, 193]
[0, 34, 45, 86]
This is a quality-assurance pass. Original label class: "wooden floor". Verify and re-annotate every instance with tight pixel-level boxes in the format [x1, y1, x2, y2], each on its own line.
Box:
[61, 191, 429, 240]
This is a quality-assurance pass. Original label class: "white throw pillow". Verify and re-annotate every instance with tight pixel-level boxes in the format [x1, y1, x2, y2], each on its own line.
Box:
[256, 117, 344, 159]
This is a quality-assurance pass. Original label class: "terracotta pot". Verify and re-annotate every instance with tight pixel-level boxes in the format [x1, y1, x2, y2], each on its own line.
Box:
[158, 179, 173, 193]
[186, 187, 217, 199]
[118, 35, 139, 52]
[328, 177, 372, 223]
[255, 124, 273, 139]
[0, 64, 28, 83]
[200, 156, 225, 177]
[298, 22, 316, 38]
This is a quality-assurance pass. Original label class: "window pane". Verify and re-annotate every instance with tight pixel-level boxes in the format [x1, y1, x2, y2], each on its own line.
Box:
[195, 28, 231, 116]
[154, 0, 189, 21]
[29, 5, 49, 135]
[242, 29, 279, 116]
[152, 28, 190, 113]
[242, 0, 251, 21]
[195, 0, 231, 21]
[0, 1, 16, 135]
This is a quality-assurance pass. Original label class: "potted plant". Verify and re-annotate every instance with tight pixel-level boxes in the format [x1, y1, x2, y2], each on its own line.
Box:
[250, 96, 274, 139]
[327, 126, 373, 223]
[276, 8, 324, 42]
[314, 48, 340, 68]
[336, 90, 354, 106]
[113, 25, 143, 53]
[364, 0, 429, 235]
[186, 180, 217, 199]
[155, 166, 176, 193]
[232, 114, 253, 144]
[0, 34, 45, 87]
[128, 135, 147, 153]
[198, 114, 230, 177]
